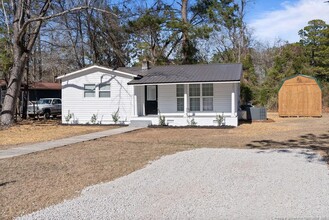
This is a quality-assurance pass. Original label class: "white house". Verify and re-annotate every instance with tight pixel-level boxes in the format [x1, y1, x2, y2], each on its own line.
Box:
[57, 63, 242, 126]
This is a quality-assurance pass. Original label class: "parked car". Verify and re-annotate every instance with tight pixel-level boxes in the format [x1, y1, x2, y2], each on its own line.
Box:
[27, 98, 62, 119]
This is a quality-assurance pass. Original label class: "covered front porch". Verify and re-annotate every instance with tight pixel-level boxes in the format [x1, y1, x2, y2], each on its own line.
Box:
[130, 82, 240, 127]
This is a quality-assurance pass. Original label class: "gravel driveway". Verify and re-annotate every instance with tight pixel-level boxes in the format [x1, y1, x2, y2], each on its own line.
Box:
[18, 148, 329, 219]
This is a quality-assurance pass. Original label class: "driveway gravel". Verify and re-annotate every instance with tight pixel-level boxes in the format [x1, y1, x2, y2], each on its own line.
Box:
[18, 148, 329, 219]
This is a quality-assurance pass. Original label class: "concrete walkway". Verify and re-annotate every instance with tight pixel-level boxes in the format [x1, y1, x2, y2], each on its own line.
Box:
[0, 126, 143, 160]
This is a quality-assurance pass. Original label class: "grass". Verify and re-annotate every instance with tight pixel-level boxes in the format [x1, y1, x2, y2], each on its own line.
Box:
[0, 120, 116, 150]
[0, 113, 328, 219]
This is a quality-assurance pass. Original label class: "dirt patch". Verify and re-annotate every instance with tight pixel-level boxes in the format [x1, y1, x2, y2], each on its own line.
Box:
[1, 113, 329, 219]
[0, 120, 117, 150]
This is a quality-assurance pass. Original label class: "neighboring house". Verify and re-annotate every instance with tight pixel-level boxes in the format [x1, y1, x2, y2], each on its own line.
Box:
[27, 82, 61, 101]
[57, 63, 242, 126]
[0, 80, 61, 103]
[0, 80, 61, 115]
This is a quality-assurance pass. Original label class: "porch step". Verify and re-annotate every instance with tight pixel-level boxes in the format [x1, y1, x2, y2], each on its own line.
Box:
[129, 120, 153, 127]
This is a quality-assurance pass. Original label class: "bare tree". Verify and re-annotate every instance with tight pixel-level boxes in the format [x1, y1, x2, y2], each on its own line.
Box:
[0, 0, 115, 126]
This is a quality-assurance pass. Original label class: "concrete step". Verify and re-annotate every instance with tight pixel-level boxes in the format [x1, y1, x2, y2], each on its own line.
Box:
[129, 120, 152, 127]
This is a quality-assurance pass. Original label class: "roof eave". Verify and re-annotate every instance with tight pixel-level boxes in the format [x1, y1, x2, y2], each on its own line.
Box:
[56, 65, 136, 80]
[128, 80, 241, 86]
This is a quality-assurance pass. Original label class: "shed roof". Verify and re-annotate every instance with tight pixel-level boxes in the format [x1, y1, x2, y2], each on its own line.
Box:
[279, 74, 322, 90]
[127, 63, 242, 85]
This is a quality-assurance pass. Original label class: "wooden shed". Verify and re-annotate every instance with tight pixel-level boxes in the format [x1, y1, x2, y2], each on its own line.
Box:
[278, 75, 322, 117]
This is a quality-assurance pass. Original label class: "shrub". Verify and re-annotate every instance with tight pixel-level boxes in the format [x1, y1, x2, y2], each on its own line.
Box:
[111, 108, 120, 124]
[215, 113, 224, 126]
[90, 113, 98, 124]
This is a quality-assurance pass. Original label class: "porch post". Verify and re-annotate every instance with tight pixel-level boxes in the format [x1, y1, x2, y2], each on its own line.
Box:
[134, 94, 138, 116]
[231, 84, 235, 117]
[142, 86, 146, 116]
[184, 84, 188, 116]
[132, 87, 138, 117]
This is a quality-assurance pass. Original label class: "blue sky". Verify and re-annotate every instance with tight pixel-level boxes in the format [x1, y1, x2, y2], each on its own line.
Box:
[246, 0, 329, 43]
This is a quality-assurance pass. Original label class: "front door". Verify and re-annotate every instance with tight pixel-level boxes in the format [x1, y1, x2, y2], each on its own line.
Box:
[145, 85, 158, 115]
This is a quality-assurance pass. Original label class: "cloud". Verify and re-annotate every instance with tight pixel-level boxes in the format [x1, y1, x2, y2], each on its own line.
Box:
[249, 0, 329, 43]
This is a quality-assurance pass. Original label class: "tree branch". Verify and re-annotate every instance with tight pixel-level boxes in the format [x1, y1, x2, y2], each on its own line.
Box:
[1, 0, 11, 39]
[18, 5, 117, 43]
[26, 1, 51, 51]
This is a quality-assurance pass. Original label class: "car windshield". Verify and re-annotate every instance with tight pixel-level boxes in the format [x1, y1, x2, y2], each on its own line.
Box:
[37, 99, 52, 104]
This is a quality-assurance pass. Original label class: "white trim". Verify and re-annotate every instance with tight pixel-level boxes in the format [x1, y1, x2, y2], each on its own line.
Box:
[133, 112, 234, 117]
[231, 90, 235, 117]
[57, 65, 136, 80]
[142, 101, 145, 116]
[134, 95, 138, 116]
[184, 85, 188, 116]
[113, 69, 137, 78]
[131, 81, 240, 86]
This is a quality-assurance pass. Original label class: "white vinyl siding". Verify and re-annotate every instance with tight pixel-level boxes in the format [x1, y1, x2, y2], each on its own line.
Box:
[134, 86, 145, 116]
[213, 84, 233, 112]
[62, 71, 134, 124]
[158, 85, 176, 113]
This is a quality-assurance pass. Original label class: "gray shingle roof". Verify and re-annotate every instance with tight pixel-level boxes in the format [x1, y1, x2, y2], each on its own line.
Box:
[124, 63, 242, 85]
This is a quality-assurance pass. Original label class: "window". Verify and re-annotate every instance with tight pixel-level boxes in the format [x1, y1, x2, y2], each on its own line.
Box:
[189, 84, 200, 111]
[38, 99, 52, 104]
[189, 84, 200, 96]
[147, 85, 156, 101]
[190, 97, 200, 111]
[176, 85, 184, 111]
[202, 84, 213, 111]
[203, 97, 213, 111]
[99, 84, 111, 98]
[202, 84, 213, 96]
[188, 84, 213, 112]
[53, 99, 61, 104]
[84, 84, 95, 97]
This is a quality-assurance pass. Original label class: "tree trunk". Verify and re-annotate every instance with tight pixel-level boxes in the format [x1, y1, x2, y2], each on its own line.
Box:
[1, 44, 28, 126]
[181, 0, 189, 64]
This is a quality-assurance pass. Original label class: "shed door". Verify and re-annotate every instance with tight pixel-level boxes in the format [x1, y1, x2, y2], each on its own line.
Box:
[145, 85, 158, 115]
